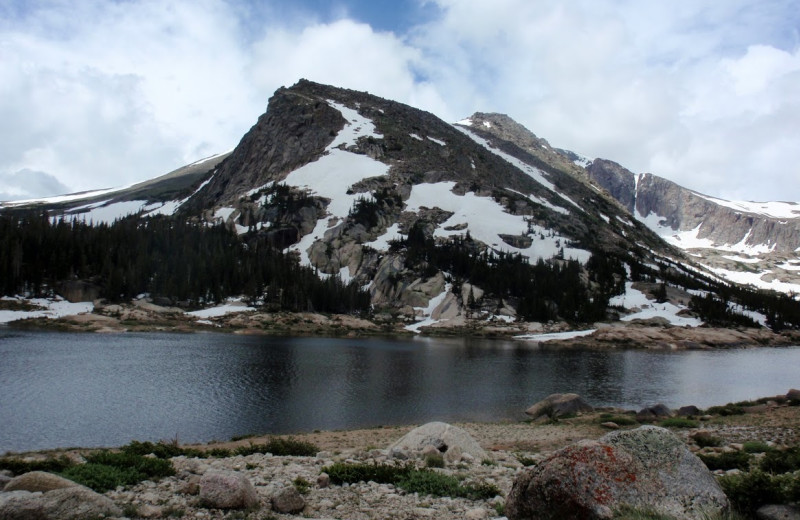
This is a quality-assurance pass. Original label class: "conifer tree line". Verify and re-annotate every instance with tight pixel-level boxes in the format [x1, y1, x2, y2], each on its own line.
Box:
[0, 212, 369, 313]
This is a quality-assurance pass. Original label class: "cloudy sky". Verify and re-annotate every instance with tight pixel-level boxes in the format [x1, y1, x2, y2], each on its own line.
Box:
[1, 0, 799, 203]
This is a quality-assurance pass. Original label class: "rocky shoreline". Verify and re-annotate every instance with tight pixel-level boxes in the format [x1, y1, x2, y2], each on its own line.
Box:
[6, 297, 800, 350]
[2, 392, 799, 519]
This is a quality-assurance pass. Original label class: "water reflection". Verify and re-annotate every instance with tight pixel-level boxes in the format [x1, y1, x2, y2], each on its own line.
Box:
[0, 330, 798, 453]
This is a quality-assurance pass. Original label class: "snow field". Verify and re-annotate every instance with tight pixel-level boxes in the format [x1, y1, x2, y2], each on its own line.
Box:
[0, 297, 93, 324]
[406, 182, 590, 263]
[609, 282, 703, 327]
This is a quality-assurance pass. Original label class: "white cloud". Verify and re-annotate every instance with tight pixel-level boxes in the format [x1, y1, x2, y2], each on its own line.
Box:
[0, 0, 798, 203]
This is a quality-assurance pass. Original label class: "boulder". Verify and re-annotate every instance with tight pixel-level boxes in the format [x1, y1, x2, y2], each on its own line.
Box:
[677, 405, 701, 417]
[786, 388, 800, 401]
[388, 422, 487, 462]
[636, 403, 672, 421]
[525, 393, 594, 419]
[39, 486, 122, 520]
[0, 473, 12, 490]
[271, 485, 305, 514]
[506, 426, 729, 520]
[199, 471, 260, 510]
[3, 472, 79, 493]
[0, 490, 46, 520]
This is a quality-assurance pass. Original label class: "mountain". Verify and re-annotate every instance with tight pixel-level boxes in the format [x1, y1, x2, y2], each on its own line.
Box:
[2, 79, 799, 338]
[586, 159, 800, 295]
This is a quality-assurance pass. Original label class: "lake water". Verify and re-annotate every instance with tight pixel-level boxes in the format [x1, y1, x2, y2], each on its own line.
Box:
[1, 329, 798, 453]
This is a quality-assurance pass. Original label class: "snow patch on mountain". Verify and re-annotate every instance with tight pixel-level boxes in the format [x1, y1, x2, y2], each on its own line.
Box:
[406, 182, 590, 262]
[405, 283, 452, 333]
[609, 282, 703, 327]
[327, 100, 382, 148]
[696, 195, 800, 220]
[636, 212, 776, 256]
[516, 329, 597, 342]
[285, 102, 390, 266]
[700, 265, 800, 294]
[364, 223, 404, 252]
[455, 126, 581, 212]
[187, 298, 255, 318]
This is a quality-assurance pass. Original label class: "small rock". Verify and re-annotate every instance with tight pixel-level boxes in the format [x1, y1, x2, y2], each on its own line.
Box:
[199, 471, 259, 510]
[178, 475, 201, 495]
[390, 448, 409, 460]
[421, 445, 441, 458]
[138, 504, 164, 518]
[0, 473, 12, 490]
[757, 504, 800, 520]
[271, 485, 305, 514]
[317, 472, 330, 488]
[601, 422, 620, 430]
[3, 472, 79, 493]
[465, 507, 489, 519]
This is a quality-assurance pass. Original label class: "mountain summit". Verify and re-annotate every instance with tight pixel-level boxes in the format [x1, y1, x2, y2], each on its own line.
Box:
[2, 80, 799, 338]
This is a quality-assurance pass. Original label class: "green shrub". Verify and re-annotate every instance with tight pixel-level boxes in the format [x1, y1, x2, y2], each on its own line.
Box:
[61, 463, 143, 492]
[121, 440, 185, 459]
[321, 461, 499, 499]
[760, 446, 800, 474]
[85, 451, 175, 479]
[0, 455, 74, 475]
[323, 461, 412, 485]
[697, 451, 751, 471]
[235, 437, 318, 457]
[207, 448, 233, 458]
[659, 418, 699, 428]
[292, 476, 311, 495]
[61, 450, 176, 492]
[694, 434, 722, 448]
[424, 453, 445, 468]
[516, 455, 538, 467]
[705, 405, 744, 416]
[719, 470, 799, 515]
[742, 441, 772, 454]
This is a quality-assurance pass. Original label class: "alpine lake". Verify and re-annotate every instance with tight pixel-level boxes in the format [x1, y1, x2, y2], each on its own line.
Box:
[1, 329, 798, 454]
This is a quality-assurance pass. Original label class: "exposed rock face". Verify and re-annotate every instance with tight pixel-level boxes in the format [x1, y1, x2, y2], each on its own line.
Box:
[506, 426, 729, 520]
[525, 393, 594, 419]
[198, 471, 259, 510]
[586, 159, 636, 213]
[388, 422, 487, 463]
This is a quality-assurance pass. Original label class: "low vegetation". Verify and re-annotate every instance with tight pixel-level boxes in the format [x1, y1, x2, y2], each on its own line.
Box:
[321, 461, 500, 500]
[61, 451, 175, 492]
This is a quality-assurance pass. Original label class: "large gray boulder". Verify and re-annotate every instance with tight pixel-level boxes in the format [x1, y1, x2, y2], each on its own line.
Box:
[39, 486, 122, 520]
[3, 472, 79, 493]
[199, 471, 260, 510]
[0, 490, 46, 520]
[389, 422, 487, 463]
[525, 393, 594, 419]
[506, 425, 729, 520]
